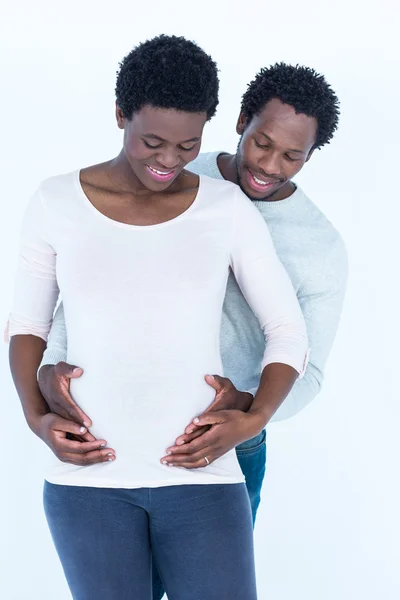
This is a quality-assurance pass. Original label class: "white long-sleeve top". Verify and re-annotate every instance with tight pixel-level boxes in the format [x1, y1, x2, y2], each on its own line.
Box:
[9, 171, 308, 489]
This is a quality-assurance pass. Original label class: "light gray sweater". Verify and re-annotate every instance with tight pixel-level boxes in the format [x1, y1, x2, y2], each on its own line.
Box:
[41, 152, 347, 421]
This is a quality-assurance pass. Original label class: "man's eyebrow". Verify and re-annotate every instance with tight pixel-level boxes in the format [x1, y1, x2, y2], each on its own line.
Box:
[259, 132, 304, 153]
[143, 134, 201, 143]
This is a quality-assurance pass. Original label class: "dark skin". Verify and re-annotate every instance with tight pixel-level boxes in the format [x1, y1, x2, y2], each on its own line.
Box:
[220, 97, 317, 202]
[34, 99, 312, 468]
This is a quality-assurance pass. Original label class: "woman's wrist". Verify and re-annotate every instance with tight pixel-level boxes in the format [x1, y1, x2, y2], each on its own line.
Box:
[25, 403, 49, 436]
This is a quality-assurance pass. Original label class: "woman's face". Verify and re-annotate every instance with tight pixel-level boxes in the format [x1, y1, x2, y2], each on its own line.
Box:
[117, 105, 208, 191]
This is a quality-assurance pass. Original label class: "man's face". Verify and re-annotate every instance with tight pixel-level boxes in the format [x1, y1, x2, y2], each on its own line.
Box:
[235, 98, 318, 200]
[117, 105, 207, 192]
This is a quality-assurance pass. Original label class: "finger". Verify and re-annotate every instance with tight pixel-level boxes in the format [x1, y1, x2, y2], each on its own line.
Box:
[162, 449, 214, 469]
[60, 400, 92, 429]
[77, 430, 97, 442]
[185, 420, 214, 435]
[191, 412, 228, 428]
[53, 362, 91, 426]
[204, 374, 225, 393]
[55, 437, 112, 455]
[166, 430, 216, 456]
[175, 426, 209, 446]
[61, 449, 116, 466]
[50, 400, 89, 428]
[50, 415, 91, 437]
[55, 361, 84, 379]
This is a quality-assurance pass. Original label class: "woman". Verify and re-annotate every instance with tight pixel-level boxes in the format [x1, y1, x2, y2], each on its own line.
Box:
[9, 35, 308, 599]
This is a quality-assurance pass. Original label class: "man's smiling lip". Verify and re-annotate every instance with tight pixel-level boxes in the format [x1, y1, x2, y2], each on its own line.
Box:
[247, 168, 281, 192]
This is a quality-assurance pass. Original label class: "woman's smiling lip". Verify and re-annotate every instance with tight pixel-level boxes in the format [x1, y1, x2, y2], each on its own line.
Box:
[146, 164, 177, 182]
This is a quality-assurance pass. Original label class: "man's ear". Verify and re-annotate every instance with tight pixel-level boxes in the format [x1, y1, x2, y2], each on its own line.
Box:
[236, 111, 247, 135]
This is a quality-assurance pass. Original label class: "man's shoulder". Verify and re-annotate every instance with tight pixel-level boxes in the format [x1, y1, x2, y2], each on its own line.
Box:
[292, 188, 347, 279]
[292, 188, 344, 246]
[188, 151, 225, 179]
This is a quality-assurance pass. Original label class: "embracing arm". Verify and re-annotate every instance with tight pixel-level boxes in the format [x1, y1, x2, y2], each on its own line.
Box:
[39, 302, 68, 367]
[271, 239, 348, 421]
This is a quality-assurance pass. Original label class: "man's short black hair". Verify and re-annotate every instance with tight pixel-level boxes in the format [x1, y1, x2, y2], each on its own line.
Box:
[116, 35, 219, 121]
[241, 63, 340, 149]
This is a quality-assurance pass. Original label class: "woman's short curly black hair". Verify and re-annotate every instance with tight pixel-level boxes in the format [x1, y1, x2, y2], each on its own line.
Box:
[115, 35, 219, 121]
[241, 63, 340, 149]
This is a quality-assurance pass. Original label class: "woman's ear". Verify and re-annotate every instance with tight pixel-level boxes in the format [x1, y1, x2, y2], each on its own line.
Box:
[236, 112, 247, 135]
[116, 103, 125, 130]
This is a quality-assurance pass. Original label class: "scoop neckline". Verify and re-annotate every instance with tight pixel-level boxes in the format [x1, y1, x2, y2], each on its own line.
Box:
[74, 169, 203, 231]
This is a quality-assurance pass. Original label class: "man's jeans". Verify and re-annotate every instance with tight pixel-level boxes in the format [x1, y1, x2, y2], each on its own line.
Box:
[236, 428, 267, 524]
[153, 429, 267, 599]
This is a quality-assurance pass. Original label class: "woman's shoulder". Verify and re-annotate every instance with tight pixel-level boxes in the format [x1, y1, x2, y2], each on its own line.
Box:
[37, 170, 79, 200]
[34, 170, 83, 217]
[196, 173, 246, 207]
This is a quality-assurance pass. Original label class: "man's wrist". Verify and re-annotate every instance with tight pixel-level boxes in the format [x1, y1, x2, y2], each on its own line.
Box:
[237, 391, 254, 412]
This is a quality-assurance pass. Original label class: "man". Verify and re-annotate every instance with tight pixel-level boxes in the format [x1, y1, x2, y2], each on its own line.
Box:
[37, 63, 347, 522]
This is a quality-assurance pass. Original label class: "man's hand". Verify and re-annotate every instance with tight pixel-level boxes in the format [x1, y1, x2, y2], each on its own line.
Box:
[38, 362, 92, 428]
[161, 409, 262, 469]
[173, 375, 254, 447]
[33, 413, 115, 466]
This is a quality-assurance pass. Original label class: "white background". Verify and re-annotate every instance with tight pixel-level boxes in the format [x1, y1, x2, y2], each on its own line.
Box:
[1, 1, 399, 598]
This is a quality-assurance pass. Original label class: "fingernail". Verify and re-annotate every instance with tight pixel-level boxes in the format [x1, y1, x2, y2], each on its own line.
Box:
[166, 451, 172, 455]
[100, 443, 106, 448]
[108, 457, 114, 462]
[187, 429, 194, 434]
[83, 421, 90, 427]
[177, 440, 185, 446]
[107, 453, 114, 456]
[79, 427, 86, 433]
[193, 418, 200, 424]
[73, 368, 81, 373]
[162, 460, 168, 465]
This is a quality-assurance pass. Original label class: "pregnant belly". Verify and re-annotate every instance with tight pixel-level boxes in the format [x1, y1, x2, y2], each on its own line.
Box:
[69, 369, 216, 450]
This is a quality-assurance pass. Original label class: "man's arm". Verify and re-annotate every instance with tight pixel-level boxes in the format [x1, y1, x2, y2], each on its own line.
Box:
[271, 235, 348, 421]
[37, 302, 92, 427]
[40, 302, 68, 367]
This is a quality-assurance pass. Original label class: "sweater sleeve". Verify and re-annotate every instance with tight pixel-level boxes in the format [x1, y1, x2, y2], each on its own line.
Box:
[271, 236, 348, 421]
[8, 188, 59, 342]
[229, 191, 308, 374]
[39, 302, 68, 367]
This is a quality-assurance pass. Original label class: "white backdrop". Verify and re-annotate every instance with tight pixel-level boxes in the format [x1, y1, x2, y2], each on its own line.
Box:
[1, 1, 399, 598]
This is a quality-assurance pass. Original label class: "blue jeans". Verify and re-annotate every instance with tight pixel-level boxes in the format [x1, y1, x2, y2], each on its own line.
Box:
[44, 481, 257, 600]
[153, 429, 267, 600]
[151, 429, 267, 599]
[236, 428, 267, 524]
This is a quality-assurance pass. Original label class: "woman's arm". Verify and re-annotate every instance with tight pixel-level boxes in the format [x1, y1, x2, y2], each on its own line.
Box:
[227, 190, 308, 426]
[162, 191, 308, 468]
[8, 188, 59, 429]
[9, 187, 113, 464]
